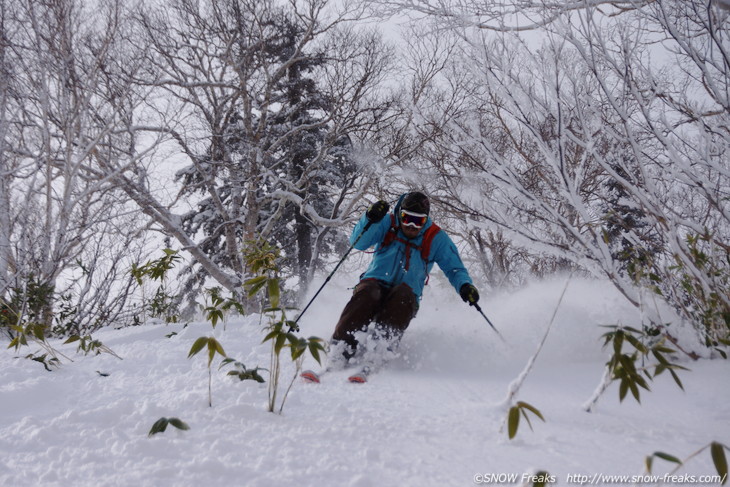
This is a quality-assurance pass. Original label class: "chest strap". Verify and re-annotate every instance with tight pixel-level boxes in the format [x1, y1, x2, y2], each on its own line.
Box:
[381, 214, 441, 270]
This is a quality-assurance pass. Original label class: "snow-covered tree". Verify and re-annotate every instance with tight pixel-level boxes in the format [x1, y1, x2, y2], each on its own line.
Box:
[365, 0, 730, 343]
[131, 0, 404, 304]
[170, 8, 359, 299]
[0, 0, 154, 333]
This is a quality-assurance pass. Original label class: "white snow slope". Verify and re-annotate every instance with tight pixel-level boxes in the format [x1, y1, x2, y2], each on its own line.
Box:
[1, 276, 728, 487]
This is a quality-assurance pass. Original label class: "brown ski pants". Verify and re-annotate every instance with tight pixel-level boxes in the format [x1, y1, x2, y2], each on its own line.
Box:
[332, 279, 418, 353]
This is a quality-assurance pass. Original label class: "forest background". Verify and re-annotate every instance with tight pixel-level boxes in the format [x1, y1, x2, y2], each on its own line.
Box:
[1, 0, 728, 366]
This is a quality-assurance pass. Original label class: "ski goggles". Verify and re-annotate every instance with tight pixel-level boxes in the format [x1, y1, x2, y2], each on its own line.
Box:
[400, 209, 428, 228]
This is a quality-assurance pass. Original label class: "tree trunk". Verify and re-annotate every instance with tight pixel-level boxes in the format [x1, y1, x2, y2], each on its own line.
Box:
[0, 32, 9, 296]
[0, 164, 10, 296]
[295, 207, 312, 299]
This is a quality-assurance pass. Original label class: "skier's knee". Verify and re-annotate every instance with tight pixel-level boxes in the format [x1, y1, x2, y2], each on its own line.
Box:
[353, 279, 383, 302]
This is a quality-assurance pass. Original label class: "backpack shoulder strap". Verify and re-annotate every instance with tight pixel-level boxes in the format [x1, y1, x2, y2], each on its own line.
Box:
[380, 218, 441, 269]
[419, 223, 441, 262]
[381, 213, 398, 247]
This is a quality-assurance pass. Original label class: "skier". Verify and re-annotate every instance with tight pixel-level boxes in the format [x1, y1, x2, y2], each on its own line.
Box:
[328, 191, 480, 369]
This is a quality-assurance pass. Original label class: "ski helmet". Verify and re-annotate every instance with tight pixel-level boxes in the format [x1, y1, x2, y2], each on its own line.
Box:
[401, 191, 430, 216]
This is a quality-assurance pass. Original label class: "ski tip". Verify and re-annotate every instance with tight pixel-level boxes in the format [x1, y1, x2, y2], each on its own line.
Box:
[347, 365, 372, 384]
[300, 370, 321, 384]
[347, 374, 367, 384]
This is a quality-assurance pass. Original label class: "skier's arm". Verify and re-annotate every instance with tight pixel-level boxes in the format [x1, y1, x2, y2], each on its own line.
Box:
[431, 231, 473, 294]
[350, 212, 390, 250]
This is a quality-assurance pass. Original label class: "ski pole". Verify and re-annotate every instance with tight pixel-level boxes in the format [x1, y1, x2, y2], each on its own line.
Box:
[472, 302, 506, 343]
[293, 221, 372, 327]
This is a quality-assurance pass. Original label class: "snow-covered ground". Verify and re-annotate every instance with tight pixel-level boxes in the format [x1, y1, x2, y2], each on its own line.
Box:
[1, 276, 728, 487]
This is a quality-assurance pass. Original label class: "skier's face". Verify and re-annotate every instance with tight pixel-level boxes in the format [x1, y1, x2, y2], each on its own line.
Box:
[400, 222, 420, 239]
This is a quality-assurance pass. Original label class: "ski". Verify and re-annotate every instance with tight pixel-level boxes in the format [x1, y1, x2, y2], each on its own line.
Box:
[300, 369, 324, 383]
[301, 363, 377, 384]
[347, 365, 372, 384]
[301, 365, 374, 384]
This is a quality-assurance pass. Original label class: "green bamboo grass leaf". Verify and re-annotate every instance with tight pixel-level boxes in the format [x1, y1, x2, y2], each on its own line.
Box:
[309, 341, 323, 364]
[262, 329, 279, 343]
[244, 276, 267, 287]
[248, 280, 267, 297]
[531, 471, 551, 487]
[245, 276, 267, 297]
[291, 344, 306, 361]
[619, 379, 629, 402]
[645, 455, 653, 473]
[711, 442, 728, 485]
[629, 380, 641, 403]
[167, 418, 190, 431]
[521, 408, 535, 432]
[148, 417, 189, 437]
[507, 406, 520, 439]
[207, 338, 226, 367]
[624, 334, 647, 353]
[623, 326, 644, 335]
[653, 451, 682, 465]
[669, 369, 684, 390]
[267, 278, 280, 309]
[219, 358, 236, 369]
[188, 337, 208, 358]
[516, 401, 545, 422]
[645, 451, 682, 473]
[31, 324, 45, 341]
[148, 418, 169, 437]
[618, 354, 638, 375]
[613, 331, 624, 356]
[248, 368, 266, 383]
[207, 342, 216, 367]
[274, 332, 287, 355]
[206, 308, 223, 327]
[634, 374, 650, 391]
[211, 338, 226, 357]
[286, 332, 299, 345]
[652, 350, 670, 365]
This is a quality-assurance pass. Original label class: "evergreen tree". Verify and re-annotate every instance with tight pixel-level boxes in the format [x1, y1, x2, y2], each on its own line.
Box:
[603, 156, 663, 283]
[265, 18, 356, 295]
[174, 4, 356, 300]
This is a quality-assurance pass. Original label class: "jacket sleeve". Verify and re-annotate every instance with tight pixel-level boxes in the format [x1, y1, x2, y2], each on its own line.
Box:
[431, 230, 473, 294]
[350, 213, 391, 250]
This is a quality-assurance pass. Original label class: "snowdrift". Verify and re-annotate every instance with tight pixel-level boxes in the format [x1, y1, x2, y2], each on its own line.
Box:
[1, 277, 728, 487]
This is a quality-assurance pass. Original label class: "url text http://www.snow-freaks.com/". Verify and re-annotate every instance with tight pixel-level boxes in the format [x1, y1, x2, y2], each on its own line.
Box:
[473, 472, 727, 485]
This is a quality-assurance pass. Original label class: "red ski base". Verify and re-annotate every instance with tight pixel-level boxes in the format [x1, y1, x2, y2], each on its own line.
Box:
[300, 367, 371, 384]
[347, 373, 367, 384]
[300, 370, 321, 383]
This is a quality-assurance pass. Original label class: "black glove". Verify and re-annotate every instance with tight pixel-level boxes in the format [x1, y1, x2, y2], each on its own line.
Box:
[460, 283, 479, 306]
[366, 200, 390, 223]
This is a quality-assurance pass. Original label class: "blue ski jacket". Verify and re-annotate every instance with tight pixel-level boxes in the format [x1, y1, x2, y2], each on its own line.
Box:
[350, 206, 473, 302]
